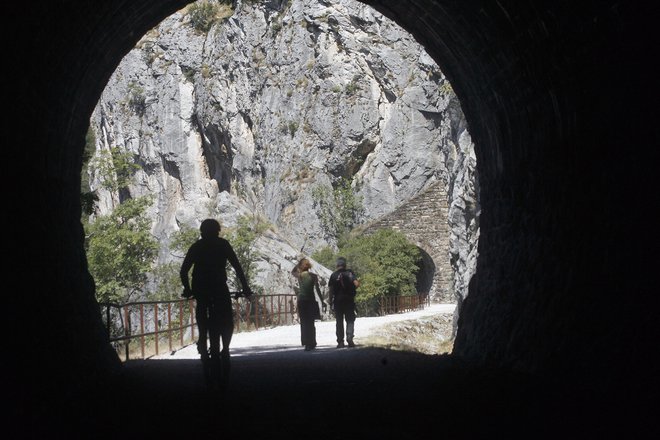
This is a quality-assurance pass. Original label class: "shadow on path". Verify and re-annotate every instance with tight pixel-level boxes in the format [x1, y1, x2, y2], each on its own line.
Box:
[24, 347, 652, 439]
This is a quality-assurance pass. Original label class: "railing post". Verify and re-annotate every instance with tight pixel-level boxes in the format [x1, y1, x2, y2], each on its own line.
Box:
[236, 298, 239, 332]
[168, 303, 172, 353]
[278, 295, 282, 326]
[189, 299, 195, 342]
[255, 297, 259, 330]
[140, 304, 145, 359]
[154, 303, 159, 356]
[179, 300, 184, 347]
[105, 305, 111, 337]
[123, 306, 130, 361]
[246, 299, 252, 331]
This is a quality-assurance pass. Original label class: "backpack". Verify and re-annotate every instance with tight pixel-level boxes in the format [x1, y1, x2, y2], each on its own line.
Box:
[336, 270, 356, 298]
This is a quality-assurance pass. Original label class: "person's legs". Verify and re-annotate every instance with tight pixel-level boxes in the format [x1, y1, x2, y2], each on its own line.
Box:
[298, 301, 308, 347]
[299, 321, 306, 346]
[335, 303, 346, 347]
[195, 298, 213, 386]
[207, 299, 222, 359]
[218, 295, 234, 382]
[345, 305, 356, 347]
[310, 320, 317, 349]
[220, 315, 233, 355]
[299, 300, 316, 350]
[195, 299, 210, 359]
[301, 317, 314, 349]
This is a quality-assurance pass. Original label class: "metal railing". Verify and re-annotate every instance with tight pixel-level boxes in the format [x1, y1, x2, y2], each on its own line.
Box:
[377, 293, 430, 315]
[100, 292, 430, 361]
[99, 294, 298, 361]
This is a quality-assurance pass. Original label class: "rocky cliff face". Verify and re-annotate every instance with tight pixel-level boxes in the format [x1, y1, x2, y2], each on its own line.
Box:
[89, 0, 478, 300]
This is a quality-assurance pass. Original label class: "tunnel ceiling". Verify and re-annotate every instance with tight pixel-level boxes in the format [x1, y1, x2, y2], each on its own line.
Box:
[6, 0, 658, 413]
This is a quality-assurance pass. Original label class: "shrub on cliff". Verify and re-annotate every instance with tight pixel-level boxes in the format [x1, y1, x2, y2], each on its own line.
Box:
[187, 0, 233, 33]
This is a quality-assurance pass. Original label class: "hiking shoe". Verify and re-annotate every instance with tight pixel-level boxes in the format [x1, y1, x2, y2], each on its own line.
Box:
[336, 342, 345, 348]
[197, 343, 209, 360]
[347, 340, 355, 348]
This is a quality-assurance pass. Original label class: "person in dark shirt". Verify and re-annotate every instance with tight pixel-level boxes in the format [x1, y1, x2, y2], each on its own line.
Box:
[328, 257, 359, 348]
[180, 219, 252, 388]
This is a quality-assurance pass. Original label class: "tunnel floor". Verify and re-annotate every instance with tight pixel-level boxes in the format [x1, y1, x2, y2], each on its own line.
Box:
[24, 347, 652, 439]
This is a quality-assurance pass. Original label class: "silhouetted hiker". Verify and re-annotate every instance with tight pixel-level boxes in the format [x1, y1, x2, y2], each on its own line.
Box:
[328, 257, 359, 348]
[180, 218, 253, 389]
[292, 258, 326, 351]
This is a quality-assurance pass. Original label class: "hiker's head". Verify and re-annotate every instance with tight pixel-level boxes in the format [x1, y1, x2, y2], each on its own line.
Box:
[298, 258, 312, 272]
[336, 257, 347, 269]
[200, 219, 221, 239]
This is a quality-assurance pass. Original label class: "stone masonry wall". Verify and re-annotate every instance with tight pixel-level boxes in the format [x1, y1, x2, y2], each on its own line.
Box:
[362, 181, 452, 302]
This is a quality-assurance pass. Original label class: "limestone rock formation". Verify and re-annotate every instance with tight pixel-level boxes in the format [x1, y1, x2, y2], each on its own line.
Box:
[88, 0, 478, 301]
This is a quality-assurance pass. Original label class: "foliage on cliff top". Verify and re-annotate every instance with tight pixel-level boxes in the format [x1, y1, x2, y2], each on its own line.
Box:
[186, 0, 234, 33]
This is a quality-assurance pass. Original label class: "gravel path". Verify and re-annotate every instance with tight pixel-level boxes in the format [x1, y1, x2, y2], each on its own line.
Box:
[154, 302, 456, 359]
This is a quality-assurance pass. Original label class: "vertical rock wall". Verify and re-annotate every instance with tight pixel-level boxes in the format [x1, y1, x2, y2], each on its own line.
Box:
[89, 0, 478, 300]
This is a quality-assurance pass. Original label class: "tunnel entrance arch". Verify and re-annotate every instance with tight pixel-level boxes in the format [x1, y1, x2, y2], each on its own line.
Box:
[86, 0, 475, 310]
[414, 247, 435, 296]
[11, 3, 654, 429]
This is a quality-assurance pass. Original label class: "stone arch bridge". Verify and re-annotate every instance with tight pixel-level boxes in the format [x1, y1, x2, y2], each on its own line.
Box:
[361, 181, 453, 303]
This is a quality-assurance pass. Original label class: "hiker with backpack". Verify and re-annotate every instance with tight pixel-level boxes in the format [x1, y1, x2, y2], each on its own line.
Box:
[328, 257, 360, 348]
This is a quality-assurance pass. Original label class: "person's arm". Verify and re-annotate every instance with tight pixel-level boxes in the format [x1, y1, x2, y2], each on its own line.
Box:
[313, 275, 327, 312]
[180, 245, 195, 298]
[226, 242, 252, 296]
[328, 275, 335, 309]
[351, 270, 360, 288]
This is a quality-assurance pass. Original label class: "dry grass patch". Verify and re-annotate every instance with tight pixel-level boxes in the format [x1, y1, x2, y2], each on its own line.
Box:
[360, 314, 455, 355]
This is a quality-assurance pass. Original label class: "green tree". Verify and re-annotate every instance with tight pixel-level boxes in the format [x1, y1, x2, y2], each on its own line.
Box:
[313, 229, 422, 315]
[85, 196, 159, 303]
[310, 245, 336, 269]
[85, 137, 155, 303]
[170, 224, 200, 257]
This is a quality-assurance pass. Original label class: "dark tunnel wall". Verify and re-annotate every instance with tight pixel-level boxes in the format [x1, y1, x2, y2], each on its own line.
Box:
[6, 0, 657, 410]
[363, 0, 659, 394]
